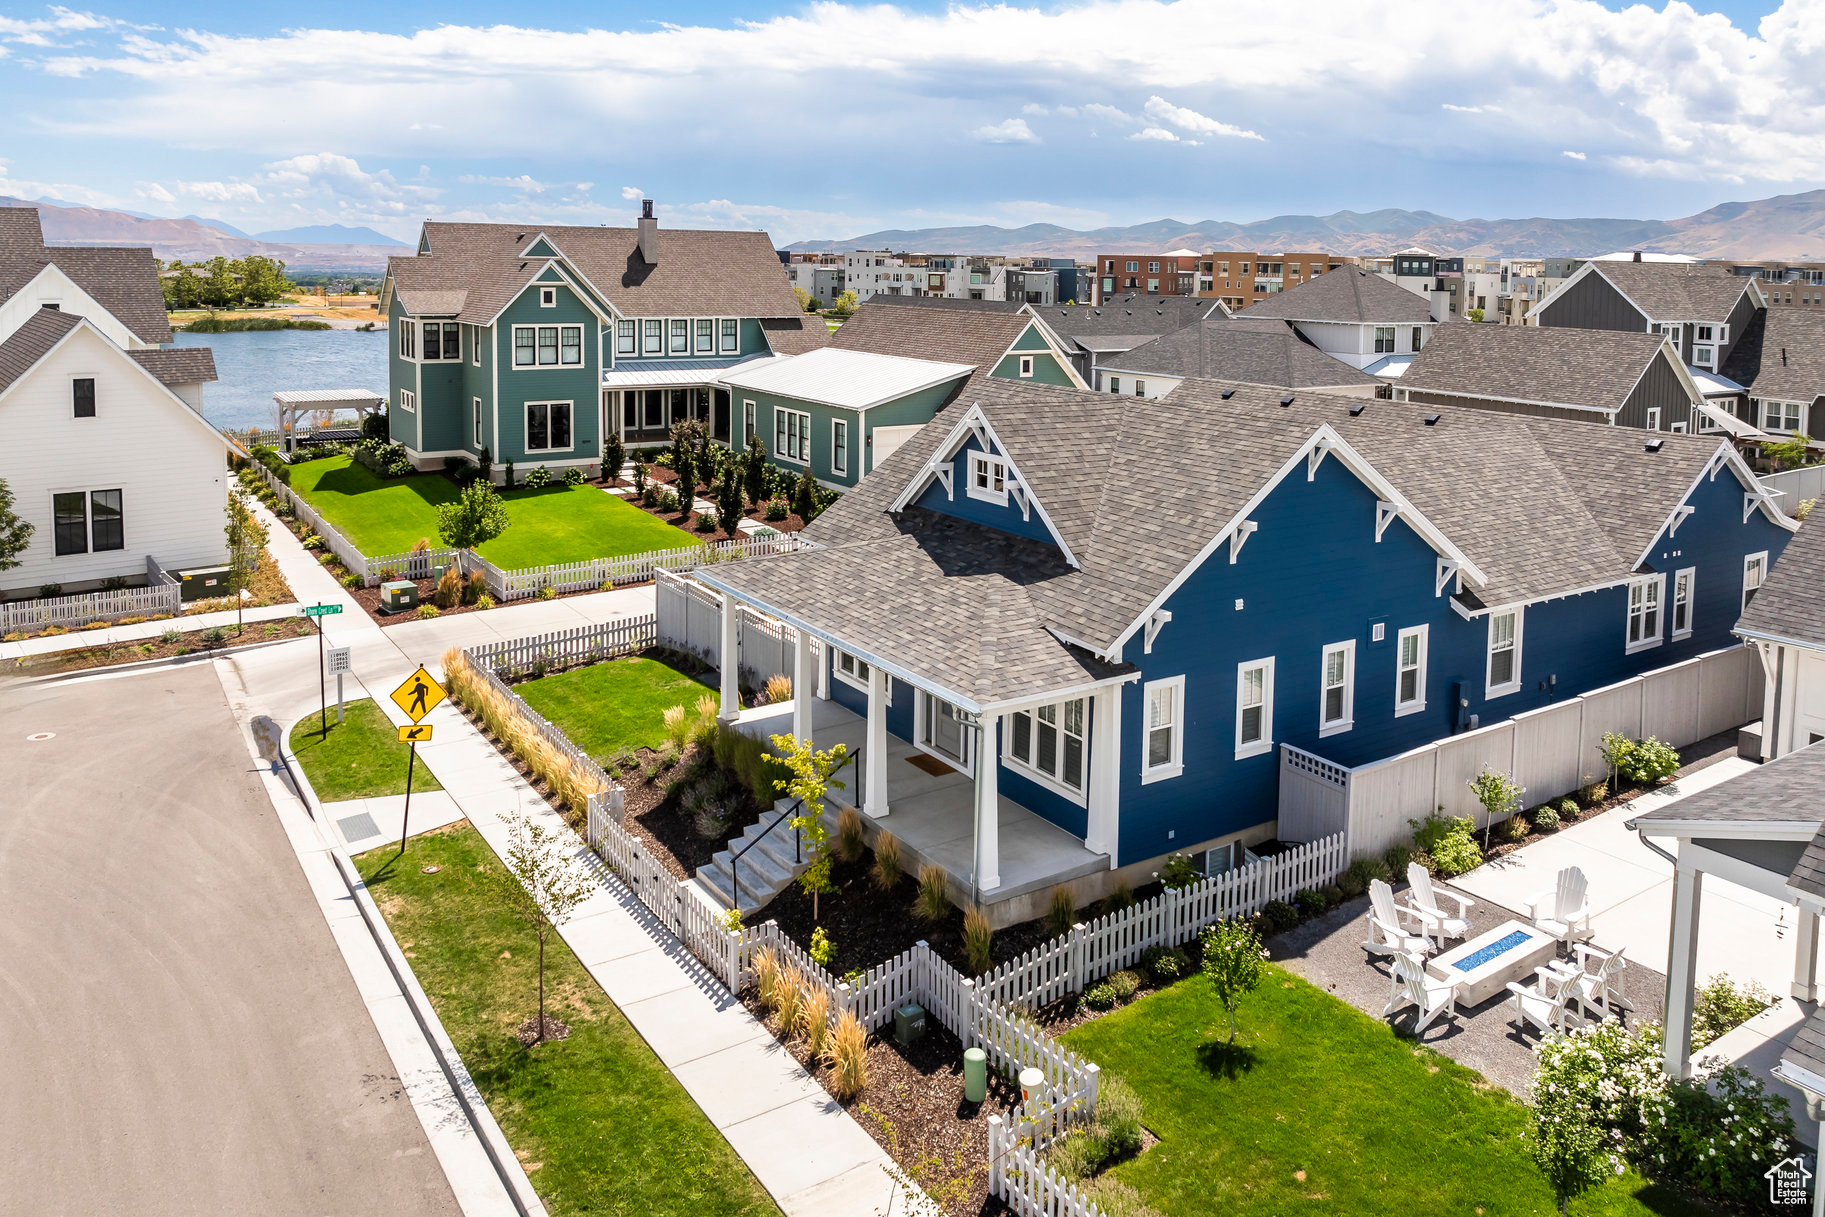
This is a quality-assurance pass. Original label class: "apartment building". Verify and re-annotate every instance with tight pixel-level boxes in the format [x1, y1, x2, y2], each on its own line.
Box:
[1190, 251, 1352, 311]
[1092, 250, 1202, 303]
[783, 254, 847, 307]
[1713, 260, 1825, 307]
[842, 251, 1067, 304]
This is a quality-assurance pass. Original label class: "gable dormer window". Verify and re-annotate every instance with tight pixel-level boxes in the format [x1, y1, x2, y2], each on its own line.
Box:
[539, 286, 557, 307]
[967, 452, 1007, 504]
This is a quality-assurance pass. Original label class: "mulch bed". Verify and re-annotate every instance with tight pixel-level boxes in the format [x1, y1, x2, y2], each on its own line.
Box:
[10, 615, 318, 676]
[611, 743, 770, 880]
[605, 472, 811, 540]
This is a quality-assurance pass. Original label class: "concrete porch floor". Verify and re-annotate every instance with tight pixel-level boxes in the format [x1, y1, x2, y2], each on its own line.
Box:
[731, 696, 1109, 911]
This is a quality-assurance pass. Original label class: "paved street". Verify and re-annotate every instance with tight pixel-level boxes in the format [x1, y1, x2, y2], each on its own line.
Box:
[0, 664, 461, 1217]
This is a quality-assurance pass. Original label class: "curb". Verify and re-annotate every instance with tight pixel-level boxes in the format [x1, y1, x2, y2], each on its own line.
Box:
[6, 631, 309, 685]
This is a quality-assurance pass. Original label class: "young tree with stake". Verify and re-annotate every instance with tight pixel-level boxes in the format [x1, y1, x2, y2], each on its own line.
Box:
[769, 733, 848, 920]
[488, 809, 595, 1044]
[436, 480, 512, 551]
[1202, 917, 1266, 1043]
[223, 489, 268, 635]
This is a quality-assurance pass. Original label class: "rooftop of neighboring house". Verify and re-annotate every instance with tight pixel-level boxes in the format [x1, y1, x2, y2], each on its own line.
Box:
[384, 211, 808, 326]
[831, 295, 1038, 369]
[756, 315, 832, 355]
[718, 346, 973, 411]
[1034, 295, 1224, 353]
[1235, 266, 1435, 325]
[1721, 307, 1825, 404]
[1399, 324, 1681, 414]
[1629, 736, 1825, 833]
[1575, 259, 1756, 323]
[0, 207, 172, 345]
[0, 306, 82, 394]
[699, 374, 1772, 705]
[127, 346, 219, 387]
[1737, 513, 1825, 652]
[1101, 316, 1383, 391]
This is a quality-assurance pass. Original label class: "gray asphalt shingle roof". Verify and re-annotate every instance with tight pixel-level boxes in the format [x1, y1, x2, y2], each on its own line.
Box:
[1401, 324, 1678, 413]
[0, 307, 81, 394]
[1035, 296, 1222, 353]
[128, 346, 218, 386]
[1237, 267, 1434, 324]
[1588, 261, 1754, 323]
[1102, 317, 1382, 390]
[1721, 307, 1825, 404]
[1630, 741, 1825, 829]
[0, 208, 172, 345]
[1738, 516, 1825, 649]
[831, 297, 1033, 370]
[1781, 1003, 1825, 1084]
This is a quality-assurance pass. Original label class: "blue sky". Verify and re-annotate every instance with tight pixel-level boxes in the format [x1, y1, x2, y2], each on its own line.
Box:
[0, 0, 1818, 245]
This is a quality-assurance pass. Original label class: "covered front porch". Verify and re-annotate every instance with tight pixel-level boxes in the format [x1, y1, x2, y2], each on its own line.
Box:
[603, 354, 782, 447]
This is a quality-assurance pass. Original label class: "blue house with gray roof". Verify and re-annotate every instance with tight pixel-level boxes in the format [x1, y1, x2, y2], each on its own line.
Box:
[694, 375, 1797, 922]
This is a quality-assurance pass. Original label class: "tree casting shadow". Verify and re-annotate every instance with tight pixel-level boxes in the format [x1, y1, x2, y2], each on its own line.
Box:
[1197, 1038, 1259, 1080]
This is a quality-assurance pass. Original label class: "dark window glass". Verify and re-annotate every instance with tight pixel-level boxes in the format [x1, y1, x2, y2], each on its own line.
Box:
[72, 378, 95, 418]
[537, 327, 559, 365]
[422, 322, 442, 360]
[53, 492, 87, 555]
[443, 322, 460, 357]
[1011, 711, 1031, 763]
[527, 404, 549, 451]
[550, 403, 571, 449]
[89, 489, 123, 551]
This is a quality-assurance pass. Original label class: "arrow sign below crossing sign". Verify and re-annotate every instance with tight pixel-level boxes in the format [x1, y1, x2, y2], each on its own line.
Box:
[397, 724, 434, 743]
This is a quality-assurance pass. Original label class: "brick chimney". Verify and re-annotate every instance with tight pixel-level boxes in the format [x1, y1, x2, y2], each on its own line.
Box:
[1633, 250, 1643, 262]
[638, 199, 659, 264]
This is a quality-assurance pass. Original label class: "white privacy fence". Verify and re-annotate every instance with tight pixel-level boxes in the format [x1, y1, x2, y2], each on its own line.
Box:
[468, 616, 658, 678]
[1280, 645, 1764, 858]
[655, 568, 801, 686]
[1762, 465, 1825, 516]
[1, 554, 183, 632]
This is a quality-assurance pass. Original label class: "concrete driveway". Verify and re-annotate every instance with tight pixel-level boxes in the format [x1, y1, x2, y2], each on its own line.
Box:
[0, 664, 461, 1217]
[1451, 756, 1802, 1000]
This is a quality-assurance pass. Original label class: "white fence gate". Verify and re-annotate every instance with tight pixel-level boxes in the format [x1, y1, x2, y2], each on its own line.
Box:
[654, 569, 800, 689]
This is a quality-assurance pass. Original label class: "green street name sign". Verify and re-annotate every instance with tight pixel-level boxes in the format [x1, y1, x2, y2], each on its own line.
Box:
[303, 604, 344, 618]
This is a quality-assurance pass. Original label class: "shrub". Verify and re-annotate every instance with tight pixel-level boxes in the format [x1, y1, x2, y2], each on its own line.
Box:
[1159, 851, 1201, 890]
[1322, 883, 1345, 906]
[1579, 779, 1609, 806]
[410, 603, 436, 619]
[1108, 969, 1142, 1002]
[870, 830, 903, 890]
[821, 1009, 867, 1099]
[563, 466, 585, 486]
[1499, 814, 1529, 842]
[963, 905, 993, 974]
[809, 925, 835, 969]
[433, 565, 461, 609]
[1104, 878, 1135, 912]
[914, 863, 950, 923]
[1556, 796, 1581, 821]
[1044, 885, 1078, 938]
[1050, 1128, 1107, 1181]
[765, 497, 790, 522]
[691, 803, 728, 839]
[1140, 945, 1189, 984]
[340, 572, 361, 588]
[461, 569, 486, 605]
[1383, 844, 1416, 878]
[1347, 857, 1392, 892]
[662, 704, 690, 751]
[694, 511, 718, 532]
[201, 626, 228, 645]
[475, 593, 495, 610]
[1411, 813, 1472, 855]
[100, 575, 130, 592]
[792, 469, 817, 521]
[503, 461, 516, 488]
[833, 805, 864, 863]
[1693, 974, 1777, 1049]
[1083, 982, 1118, 1010]
[1259, 900, 1299, 933]
[658, 490, 681, 513]
[1533, 804, 1561, 833]
[36, 582, 63, 599]
[1334, 867, 1367, 899]
[1098, 1076, 1145, 1161]
[1622, 736, 1680, 785]
[1293, 887, 1331, 917]
[602, 434, 626, 483]
[1430, 832, 1483, 877]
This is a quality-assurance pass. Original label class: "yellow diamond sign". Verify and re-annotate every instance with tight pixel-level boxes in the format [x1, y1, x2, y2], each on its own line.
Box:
[390, 666, 447, 724]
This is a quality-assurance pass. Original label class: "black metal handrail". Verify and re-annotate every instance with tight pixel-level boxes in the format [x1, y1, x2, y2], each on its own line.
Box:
[729, 747, 861, 908]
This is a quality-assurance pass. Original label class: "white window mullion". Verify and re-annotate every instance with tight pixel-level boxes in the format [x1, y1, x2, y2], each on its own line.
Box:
[1235, 657, 1274, 759]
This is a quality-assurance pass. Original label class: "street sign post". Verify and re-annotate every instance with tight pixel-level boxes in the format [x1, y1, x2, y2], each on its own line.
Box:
[303, 603, 344, 738]
[327, 646, 351, 724]
[389, 669, 447, 853]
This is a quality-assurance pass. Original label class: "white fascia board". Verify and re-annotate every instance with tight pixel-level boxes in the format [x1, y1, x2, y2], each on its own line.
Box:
[999, 318, 1089, 390]
[1631, 441, 1798, 574]
[980, 670, 1141, 717]
[481, 260, 616, 328]
[517, 231, 564, 259]
[1735, 625, 1825, 653]
[721, 364, 969, 414]
[1627, 817, 1820, 840]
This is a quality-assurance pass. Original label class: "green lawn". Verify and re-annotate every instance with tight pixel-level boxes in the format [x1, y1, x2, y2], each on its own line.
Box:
[289, 698, 444, 801]
[514, 656, 713, 758]
[356, 825, 779, 1217]
[1061, 966, 1711, 1217]
[289, 454, 690, 566]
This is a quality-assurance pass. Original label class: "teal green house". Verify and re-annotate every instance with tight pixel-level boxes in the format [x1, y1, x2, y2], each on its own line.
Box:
[377, 201, 827, 477]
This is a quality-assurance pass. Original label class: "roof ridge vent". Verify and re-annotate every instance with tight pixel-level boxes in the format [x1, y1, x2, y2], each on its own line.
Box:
[1645, 438, 1664, 452]
[1279, 395, 1295, 407]
[1424, 413, 1441, 426]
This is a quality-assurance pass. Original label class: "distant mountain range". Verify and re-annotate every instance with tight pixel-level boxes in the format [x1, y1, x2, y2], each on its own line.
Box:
[1, 197, 410, 271]
[785, 190, 1825, 261]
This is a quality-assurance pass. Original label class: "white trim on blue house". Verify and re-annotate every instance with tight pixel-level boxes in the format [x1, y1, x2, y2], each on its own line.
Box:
[1235, 656, 1274, 759]
[1395, 624, 1428, 717]
[1140, 674, 1185, 784]
[1486, 607, 1524, 699]
[1634, 440, 1796, 574]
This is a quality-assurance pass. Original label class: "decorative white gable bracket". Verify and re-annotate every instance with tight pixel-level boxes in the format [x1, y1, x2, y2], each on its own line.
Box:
[1009, 479, 1033, 522]
[1229, 520, 1258, 564]
[1143, 610, 1172, 655]
[1745, 491, 1768, 524]
[1435, 558, 1461, 598]
[1308, 437, 1333, 481]
[934, 464, 954, 500]
[1375, 500, 1398, 543]
[1667, 504, 1696, 538]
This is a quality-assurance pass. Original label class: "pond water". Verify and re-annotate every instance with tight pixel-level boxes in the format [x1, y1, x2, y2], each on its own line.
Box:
[174, 328, 390, 432]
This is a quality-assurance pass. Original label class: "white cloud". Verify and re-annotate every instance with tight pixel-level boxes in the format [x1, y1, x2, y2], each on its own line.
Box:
[620, 185, 643, 200]
[1563, 150, 1587, 160]
[173, 179, 263, 203]
[972, 117, 1038, 144]
[1081, 103, 1135, 125]
[1129, 127, 1179, 142]
[140, 182, 175, 203]
[1142, 95, 1262, 141]
[1442, 103, 1500, 113]
[459, 173, 549, 191]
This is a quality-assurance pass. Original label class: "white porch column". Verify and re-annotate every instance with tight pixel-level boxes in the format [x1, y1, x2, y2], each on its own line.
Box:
[1796, 908, 1821, 1003]
[863, 665, 890, 818]
[791, 630, 816, 747]
[1663, 853, 1705, 1079]
[1084, 684, 1122, 860]
[717, 590, 740, 723]
[975, 712, 1001, 893]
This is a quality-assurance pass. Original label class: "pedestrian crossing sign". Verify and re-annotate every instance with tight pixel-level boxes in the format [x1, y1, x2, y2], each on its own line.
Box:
[390, 666, 447, 723]
[397, 724, 434, 744]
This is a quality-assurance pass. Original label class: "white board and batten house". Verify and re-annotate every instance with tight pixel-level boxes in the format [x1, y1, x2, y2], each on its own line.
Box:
[0, 207, 225, 599]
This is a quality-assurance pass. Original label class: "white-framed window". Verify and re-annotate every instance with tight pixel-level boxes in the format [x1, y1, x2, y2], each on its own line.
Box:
[1697, 325, 1714, 342]
[1141, 675, 1185, 783]
[471, 325, 482, 366]
[398, 320, 416, 359]
[967, 451, 1007, 503]
[1764, 400, 1804, 434]
[539, 286, 557, 307]
[423, 321, 460, 361]
[1671, 421, 1687, 433]
[832, 648, 888, 702]
[917, 690, 972, 775]
[775, 408, 810, 464]
[831, 419, 850, 476]
[525, 401, 573, 453]
[1235, 657, 1274, 759]
[511, 324, 584, 368]
[1486, 608, 1523, 698]
[1133, 380, 1146, 397]
[1319, 640, 1356, 736]
[669, 319, 689, 354]
[472, 396, 483, 447]
[560, 326, 582, 366]
[1374, 326, 1395, 354]
[397, 387, 416, 414]
[1008, 697, 1087, 799]
[1660, 323, 1681, 352]
[643, 319, 663, 355]
[1646, 407, 1661, 431]
[720, 318, 739, 353]
[1693, 345, 1715, 369]
[1108, 376, 1121, 395]
[1672, 567, 1695, 639]
[742, 400, 756, 445]
[1626, 575, 1664, 652]
[1395, 625, 1428, 716]
[695, 318, 714, 354]
[1411, 326, 1424, 351]
[1744, 550, 1767, 610]
[71, 376, 95, 418]
[616, 320, 637, 356]
[1018, 354, 1035, 378]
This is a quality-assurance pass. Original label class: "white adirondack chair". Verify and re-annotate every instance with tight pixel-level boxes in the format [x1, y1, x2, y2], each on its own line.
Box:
[1404, 863, 1474, 947]
[1506, 966, 1583, 1038]
[1527, 866, 1594, 947]
[1547, 943, 1632, 1021]
[1363, 878, 1433, 960]
[1385, 953, 1462, 1036]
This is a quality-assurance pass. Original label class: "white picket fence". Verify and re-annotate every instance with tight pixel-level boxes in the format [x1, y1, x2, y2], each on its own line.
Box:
[368, 546, 462, 583]
[989, 1118, 1108, 1217]
[1, 554, 182, 632]
[251, 462, 373, 579]
[469, 616, 658, 678]
[458, 639, 618, 797]
[473, 530, 812, 602]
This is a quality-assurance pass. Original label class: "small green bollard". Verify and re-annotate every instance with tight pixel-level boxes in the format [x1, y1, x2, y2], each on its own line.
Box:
[963, 1047, 988, 1103]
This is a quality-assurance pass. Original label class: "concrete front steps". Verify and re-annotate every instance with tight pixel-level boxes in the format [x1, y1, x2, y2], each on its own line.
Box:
[694, 801, 828, 916]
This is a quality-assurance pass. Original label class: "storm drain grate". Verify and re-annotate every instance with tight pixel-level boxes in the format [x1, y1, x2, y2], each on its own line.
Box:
[336, 812, 382, 843]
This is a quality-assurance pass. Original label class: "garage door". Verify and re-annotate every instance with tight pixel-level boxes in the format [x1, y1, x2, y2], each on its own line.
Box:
[869, 424, 924, 475]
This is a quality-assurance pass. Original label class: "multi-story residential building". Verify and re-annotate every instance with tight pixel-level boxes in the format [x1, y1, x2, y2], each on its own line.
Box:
[1235, 266, 1441, 372]
[1530, 256, 1765, 375]
[0, 207, 226, 597]
[1092, 250, 1202, 303]
[1713, 260, 1825, 307]
[783, 254, 846, 307]
[1721, 307, 1825, 446]
[844, 250, 928, 300]
[1192, 251, 1351, 311]
[378, 201, 828, 473]
[1498, 258, 1546, 325]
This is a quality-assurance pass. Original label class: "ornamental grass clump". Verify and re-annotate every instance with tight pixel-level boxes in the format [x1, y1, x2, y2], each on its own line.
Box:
[1044, 884, 1078, 938]
[754, 946, 782, 1008]
[870, 830, 903, 890]
[914, 863, 951, 923]
[662, 704, 690, 751]
[441, 647, 608, 814]
[833, 805, 864, 864]
[798, 983, 831, 1056]
[773, 967, 805, 1037]
[822, 1009, 867, 1100]
[762, 672, 793, 706]
[963, 905, 993, 975]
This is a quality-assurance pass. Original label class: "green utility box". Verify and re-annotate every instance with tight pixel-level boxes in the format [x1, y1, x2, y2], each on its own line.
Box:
[963, 1047, 987, 1103]
[379, 580, 418, 614]
[893, 1002, 926, 1048]
[177, 564, 235, 602]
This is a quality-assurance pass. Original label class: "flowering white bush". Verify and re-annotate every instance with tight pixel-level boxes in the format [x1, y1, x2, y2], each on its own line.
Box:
[1532, 1020, 1798, 1208]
